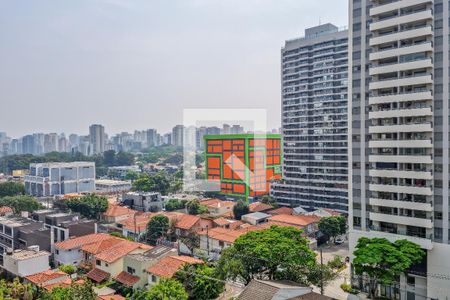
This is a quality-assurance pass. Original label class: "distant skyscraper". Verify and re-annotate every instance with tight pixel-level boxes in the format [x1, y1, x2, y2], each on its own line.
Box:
[230, 125, 244, 134]
[22, 135, 35, 155]
[89, 124, 105, 155]
[271, 24, 348, 213]
[146, 129, 158, 147]
[172, 125, 184, 147]
[163, 133, 172, 145]
[222, 124, 231, 134]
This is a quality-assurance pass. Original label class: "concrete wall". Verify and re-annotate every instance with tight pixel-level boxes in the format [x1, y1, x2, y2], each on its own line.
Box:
[54, 247, 83, 266]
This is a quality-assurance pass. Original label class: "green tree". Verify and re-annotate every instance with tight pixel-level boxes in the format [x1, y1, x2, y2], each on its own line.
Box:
[0, 195, 42, 213]
[175, 264, 224, 300]
[146, 215, 170, 245]
[39, 280, 96, 300]
[260, 195, 278, 208]
[131, 279, 188, 300]
[116, 151, 135, 166]
[186, 199, 208, 215]
[318, 216, 346, 242]
[66, 194, 108, 219]
[216, 226, 317, 285]
[58, 264, 76, 275]
[125, 171, 140, 181]
[165, 199, 185, 212]
[179, 229, 200, 255]
[103, 150, 116, 166]
[0, 182, 25, 197]
[353, 237, 425, 299]
[232, 200, 249, 220]
[0, 278, 34, 300]
[132, 173, 171, 195]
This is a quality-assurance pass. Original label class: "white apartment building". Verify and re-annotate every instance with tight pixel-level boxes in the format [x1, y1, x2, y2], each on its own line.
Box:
[24, 162, 95, 196]
[349, 0, 450, 298]
[271, 24, 349, 213]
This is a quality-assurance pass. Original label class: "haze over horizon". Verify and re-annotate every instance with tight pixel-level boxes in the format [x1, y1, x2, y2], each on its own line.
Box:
[0, 0, 347, 137]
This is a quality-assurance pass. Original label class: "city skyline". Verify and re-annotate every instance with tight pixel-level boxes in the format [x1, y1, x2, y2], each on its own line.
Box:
[0, 0, 347, 137]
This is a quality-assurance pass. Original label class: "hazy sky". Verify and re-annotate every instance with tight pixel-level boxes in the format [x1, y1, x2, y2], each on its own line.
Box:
[0, 0, 347, 138]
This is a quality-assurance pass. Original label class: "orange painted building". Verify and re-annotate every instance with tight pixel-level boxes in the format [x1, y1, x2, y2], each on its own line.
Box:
[205, 134, 282, 199]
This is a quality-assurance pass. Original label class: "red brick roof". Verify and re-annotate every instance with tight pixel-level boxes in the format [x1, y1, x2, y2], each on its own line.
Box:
[81, 238, 122, 255]
[175, 214, 200, 230]
[268, 207, 293, 215]
[147, 256, 203, 278]
[213, 217, 230, 227]
[0, 206, 13, 214]
[97, 295, 126, 300]
[55, 233, 115, 250]
[25, 270, 68, 286]
[114, 271, 140, 287]
[249, 202, 273, 212]
[268, 214, 319, 227]
[95, 240, 151, 263]
[104, 204, 136, 218]
[200, 198, 235, 209]
[44, 279, 85, 292]
[86, 268, 110, 283]
[197, 227, 245, 243]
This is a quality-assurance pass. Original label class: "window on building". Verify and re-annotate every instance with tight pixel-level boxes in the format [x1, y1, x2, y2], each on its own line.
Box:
[96, 260, 101, 266]
[127, 267, 136, 274]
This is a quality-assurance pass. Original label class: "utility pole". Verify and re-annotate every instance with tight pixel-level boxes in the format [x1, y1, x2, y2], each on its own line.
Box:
[206, 225, 210, 256]
[320, 247, 324, 295]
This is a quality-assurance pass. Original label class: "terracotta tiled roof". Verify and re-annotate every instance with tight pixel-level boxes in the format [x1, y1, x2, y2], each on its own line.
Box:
[0, 206, 13, 214]
[268, 207, 293, 215]
[55, 233, 115, 251]
[229, 220, 244, 230]
[104, 204, 136, 218]
[43, 279, 85, 291]
[147, 256, 203, 278]
[95, 240, 151, 263]
[213, 217, 230, 227]
[268, 214, 319, 227]
[25, 270, 68, 286]
[81, 238, 122, 255]
[118, 213, 153, 232]
[86, 268, 110, 283]
[197, 227, 245, 243]
[249, 202, 273, 212]
[114, 271, 140, 287]
[200, 198, 235, 209]
[175, 214, 200, 230]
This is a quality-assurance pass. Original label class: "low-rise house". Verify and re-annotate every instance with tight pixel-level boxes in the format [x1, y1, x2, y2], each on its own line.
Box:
[237, 279, 333, 300]
[241, 212, 270, 225]
[96, 179, 132, 194]
[293, 206, 308, 216]
[25, 269, 69, 289]
[200, 199, 235, 216]
[122, 192, 163, 213]
[196, 227, 246, 260]
[2, 248, 50, 277]
[267, 207, 293, 216]
[117, 213, 153, 240]
[248, 202, 273, 213]
[268, 214, 320, 236]
[146, 256, 203, 286]
[305, 208, 341, 218]
[102, 204, 137, 224]
[120, 246, 177, 289]
[53, 233, 116, 266]
[86, 240, 151, 282]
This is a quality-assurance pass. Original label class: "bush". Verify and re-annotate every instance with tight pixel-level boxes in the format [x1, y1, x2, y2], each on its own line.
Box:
[59, 264, 76, 275]
[340, 283, 358, 294]
[327, 255, 345, 269]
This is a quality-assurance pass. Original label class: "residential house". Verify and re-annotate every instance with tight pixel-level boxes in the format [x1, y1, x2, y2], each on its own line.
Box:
[86, 240, 151, 282]
[146, 256, 203, 286]
[305, 208, 340, 218]
[118, 246, 177, 289]
[0, 207, 13, 217]
[122, 192, 164, 213]
[267, 207, 293, 216]
[2, 248, 50, 277]
[248, 202, 273, 213]
[200, 199, 235, 216]
[102, 205, 136, 224]
[268, 214, 320, 236]
[237, 279, 333, 300]
[25, 269, 69, 289]
[241, 212, 270, 225]
[53, 233, 116, 266]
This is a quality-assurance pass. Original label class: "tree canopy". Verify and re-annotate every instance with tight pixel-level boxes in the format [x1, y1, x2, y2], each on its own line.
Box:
[131, 279, 188, 300]
[175, 264, 224, 300]
[353, 237, 425, 299]
[132, 173, 171, 195]
[216, 226, 317, 285]
[66, 194, 108, 219]
[0, 182, 25, 198]
[0, 278, 34, 300]
[260, 195, 278, 208]
[186, 199, 208, 215]
[146, 215, 170, 246]
[39, 281, 96, 300]
[165, 199, 186, 212]
[0, 195, 42, 213]
[318, 216, 346, 242]
[232, 200, 249, 220]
